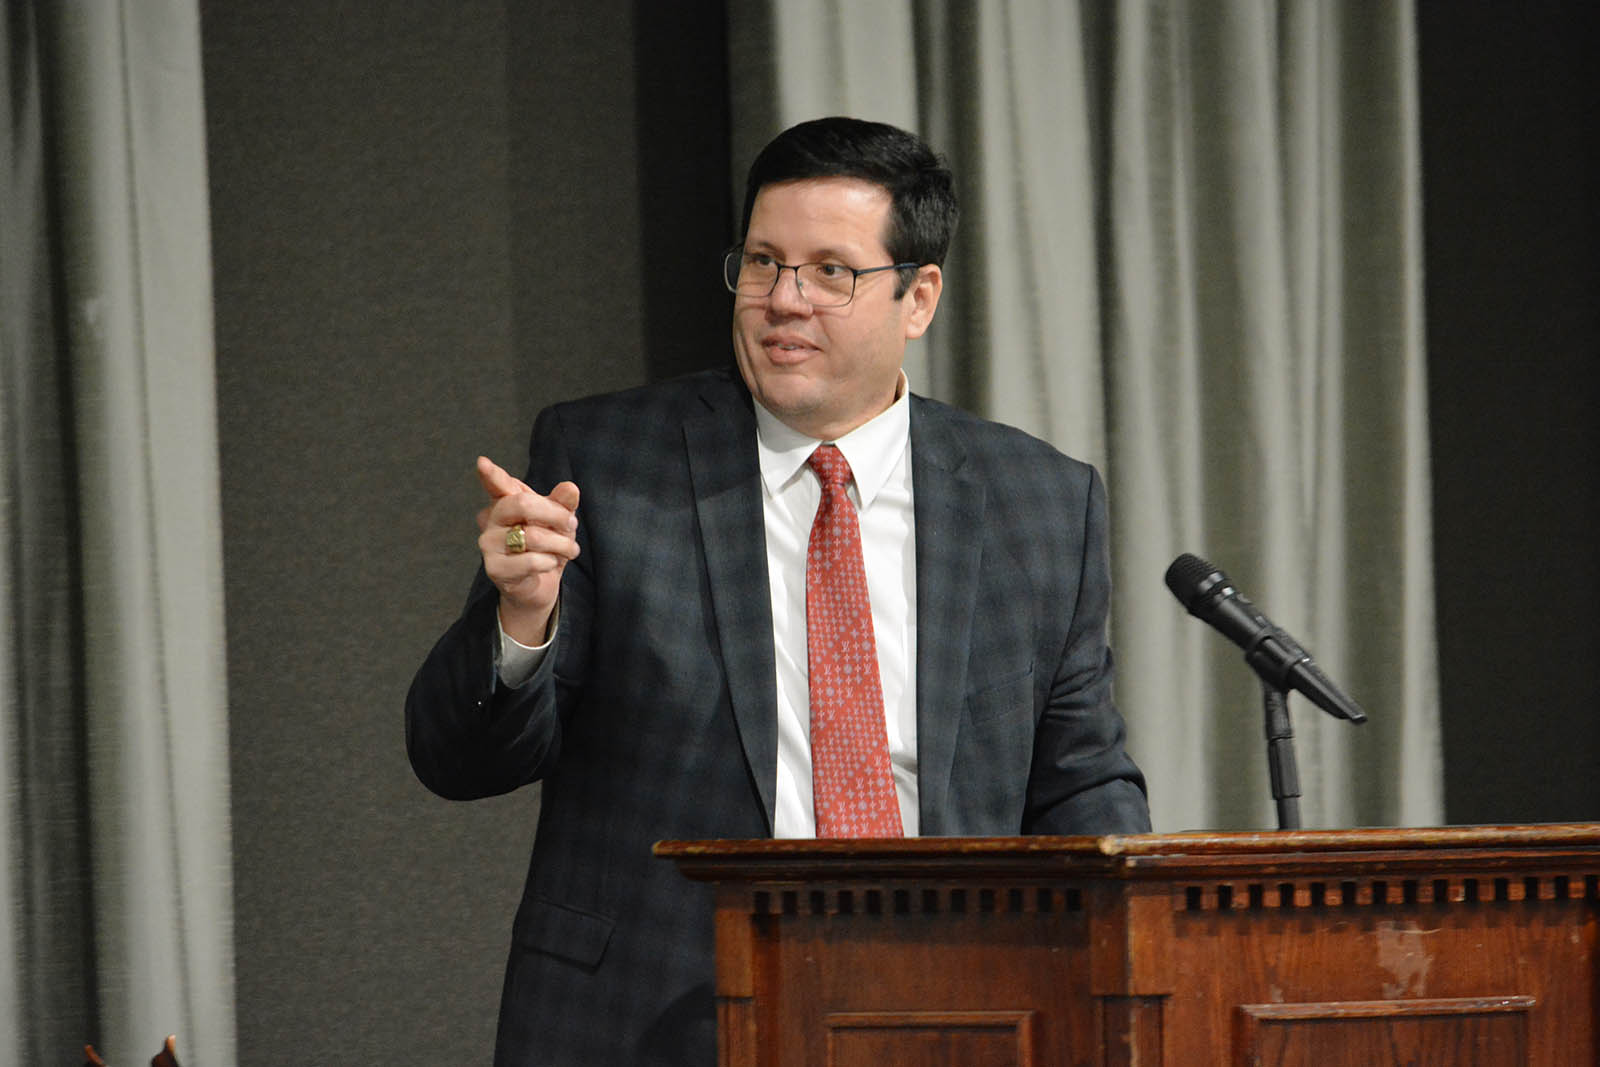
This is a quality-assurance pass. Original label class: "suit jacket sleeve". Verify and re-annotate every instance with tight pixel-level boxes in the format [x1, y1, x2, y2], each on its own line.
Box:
[405, 405, 590, 801]
[1022, 465, 1151, 834]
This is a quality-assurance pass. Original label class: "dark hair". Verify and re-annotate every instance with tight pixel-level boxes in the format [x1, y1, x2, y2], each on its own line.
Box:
[739, 117, 959, 294]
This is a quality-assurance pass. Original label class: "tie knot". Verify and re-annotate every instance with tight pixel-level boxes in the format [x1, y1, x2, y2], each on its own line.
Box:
[808, 444, 854, 490]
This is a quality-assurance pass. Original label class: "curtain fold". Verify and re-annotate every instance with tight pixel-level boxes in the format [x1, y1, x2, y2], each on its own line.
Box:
[2, 2, 236, 1062]
[728, 0, 1441, 832]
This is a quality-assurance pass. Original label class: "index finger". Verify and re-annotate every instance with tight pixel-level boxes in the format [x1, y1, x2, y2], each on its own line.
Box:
[476, 455, 533, 500]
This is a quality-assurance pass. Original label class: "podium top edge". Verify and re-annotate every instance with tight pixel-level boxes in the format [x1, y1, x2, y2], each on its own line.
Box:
[654, 823, 1600, 862]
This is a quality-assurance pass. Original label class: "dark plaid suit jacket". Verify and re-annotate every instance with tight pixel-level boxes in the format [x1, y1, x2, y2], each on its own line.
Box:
[406, 367, 1149, 1066]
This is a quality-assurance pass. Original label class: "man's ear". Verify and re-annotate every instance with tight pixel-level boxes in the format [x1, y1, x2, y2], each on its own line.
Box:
[903, 264, 943, 340]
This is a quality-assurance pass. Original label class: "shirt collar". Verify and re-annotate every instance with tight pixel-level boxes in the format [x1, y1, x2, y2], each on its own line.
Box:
[754, 372, 911, 508]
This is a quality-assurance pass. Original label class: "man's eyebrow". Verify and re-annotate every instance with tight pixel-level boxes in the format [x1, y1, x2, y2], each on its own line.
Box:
[743, 240, 865, 263]
[742, 240, 780, 256]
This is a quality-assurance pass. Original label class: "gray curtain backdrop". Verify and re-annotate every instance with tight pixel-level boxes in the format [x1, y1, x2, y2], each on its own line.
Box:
[730, 0, 1442, 831]
[1, 2, 235, 1063]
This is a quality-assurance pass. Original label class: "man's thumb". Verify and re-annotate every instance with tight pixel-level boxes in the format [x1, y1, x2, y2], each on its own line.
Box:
[549, 481, 580, 514]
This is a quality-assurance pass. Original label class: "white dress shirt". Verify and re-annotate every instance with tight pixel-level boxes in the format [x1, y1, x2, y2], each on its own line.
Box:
[754, 389, 918, 837]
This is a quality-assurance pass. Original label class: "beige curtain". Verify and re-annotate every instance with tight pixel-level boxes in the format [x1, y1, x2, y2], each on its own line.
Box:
[1, 2, 236, 1062]
[729, 0, 1441, 832]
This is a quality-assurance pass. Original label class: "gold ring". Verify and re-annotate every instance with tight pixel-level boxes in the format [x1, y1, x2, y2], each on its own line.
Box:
[505, 525, 527, 554]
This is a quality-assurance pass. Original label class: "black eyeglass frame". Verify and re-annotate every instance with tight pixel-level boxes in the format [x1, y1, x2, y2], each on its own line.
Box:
[722, 245, 921, 307]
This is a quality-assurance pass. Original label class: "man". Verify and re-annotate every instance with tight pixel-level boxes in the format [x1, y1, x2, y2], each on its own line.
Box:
[407, 116, 1150, 1066]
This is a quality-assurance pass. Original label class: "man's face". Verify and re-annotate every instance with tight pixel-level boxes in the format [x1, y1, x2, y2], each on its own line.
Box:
[731, 177, 941, 441]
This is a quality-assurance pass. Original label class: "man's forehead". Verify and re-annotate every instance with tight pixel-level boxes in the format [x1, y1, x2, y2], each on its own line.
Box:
[745, 176, 892, 255]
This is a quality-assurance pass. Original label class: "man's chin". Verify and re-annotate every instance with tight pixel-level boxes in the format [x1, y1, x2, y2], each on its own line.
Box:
[759, 391, 821, 423]
[747, 368, 819, 409]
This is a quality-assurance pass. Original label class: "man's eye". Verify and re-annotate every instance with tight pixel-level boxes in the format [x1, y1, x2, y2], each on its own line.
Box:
[747, 253, 778, 268]
[814, 264, 848, 278]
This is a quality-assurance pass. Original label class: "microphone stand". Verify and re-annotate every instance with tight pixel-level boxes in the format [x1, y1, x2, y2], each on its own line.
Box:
[1262, 682, 1301, 831]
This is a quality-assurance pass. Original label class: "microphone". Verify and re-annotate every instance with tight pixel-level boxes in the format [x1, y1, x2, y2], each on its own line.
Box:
[1164, 553, 1367, 724]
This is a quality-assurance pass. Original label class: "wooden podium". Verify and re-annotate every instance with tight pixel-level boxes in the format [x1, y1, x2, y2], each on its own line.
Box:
[656, 825, 1600, 1065]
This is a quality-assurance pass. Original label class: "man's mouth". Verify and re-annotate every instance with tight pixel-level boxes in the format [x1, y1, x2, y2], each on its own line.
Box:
[762, 335, 815, 355]
[759, 339, 816, 366]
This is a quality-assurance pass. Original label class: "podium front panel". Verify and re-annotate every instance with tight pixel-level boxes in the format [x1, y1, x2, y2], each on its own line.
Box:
[659, 826, 1600, 1065]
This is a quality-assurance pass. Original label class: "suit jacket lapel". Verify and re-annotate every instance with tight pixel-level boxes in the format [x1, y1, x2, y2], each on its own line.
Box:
[909, 399, 986, 835]
[683, 377, 779, 833]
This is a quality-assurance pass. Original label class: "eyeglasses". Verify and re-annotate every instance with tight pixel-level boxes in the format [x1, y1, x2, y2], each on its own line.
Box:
[722, 246, 919, 308]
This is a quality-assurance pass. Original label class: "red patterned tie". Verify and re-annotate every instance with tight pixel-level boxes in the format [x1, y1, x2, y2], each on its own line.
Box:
[806, 444, 903, 838]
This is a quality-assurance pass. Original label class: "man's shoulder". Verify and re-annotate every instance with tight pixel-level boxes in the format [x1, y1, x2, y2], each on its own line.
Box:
[909, 394, 1093, 477]
[908, 396, 1105, 537]
[524, 367, 752, 489]
[524, 369, 748, 454]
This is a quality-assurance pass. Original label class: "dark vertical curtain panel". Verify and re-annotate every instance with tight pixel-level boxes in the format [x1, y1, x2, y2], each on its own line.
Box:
[1, 2, 98, 1053]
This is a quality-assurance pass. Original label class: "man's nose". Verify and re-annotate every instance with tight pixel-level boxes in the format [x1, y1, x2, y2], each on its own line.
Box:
[767, 266, 812, 315]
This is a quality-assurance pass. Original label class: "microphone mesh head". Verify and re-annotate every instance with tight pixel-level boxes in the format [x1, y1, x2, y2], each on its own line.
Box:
[1164, 553, 1222, 609]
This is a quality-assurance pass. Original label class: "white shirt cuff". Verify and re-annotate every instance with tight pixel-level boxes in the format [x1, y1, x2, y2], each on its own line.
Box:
[496, 602, 557, 689]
